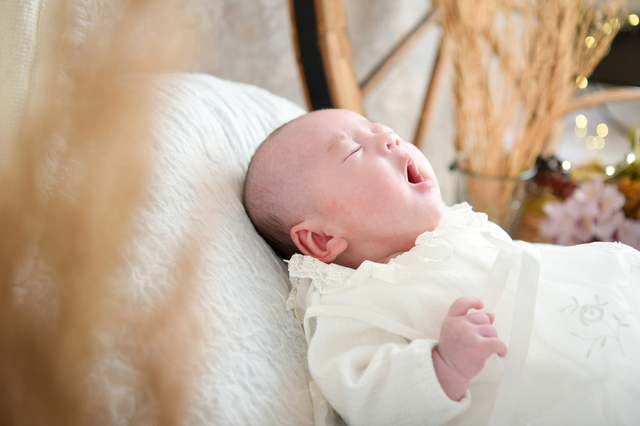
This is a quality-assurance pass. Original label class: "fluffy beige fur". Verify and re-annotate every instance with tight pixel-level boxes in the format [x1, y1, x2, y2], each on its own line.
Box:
[0, 1, 201, 424]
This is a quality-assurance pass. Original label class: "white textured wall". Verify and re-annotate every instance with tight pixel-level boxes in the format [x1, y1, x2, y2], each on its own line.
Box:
[188, 0, 307, 109]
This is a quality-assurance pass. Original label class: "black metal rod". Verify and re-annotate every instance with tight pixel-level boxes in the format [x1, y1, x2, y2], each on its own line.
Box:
[291, 0, 334, 110]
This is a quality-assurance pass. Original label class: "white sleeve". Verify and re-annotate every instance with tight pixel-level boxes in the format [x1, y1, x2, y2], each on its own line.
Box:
[308, 315, 470, 426]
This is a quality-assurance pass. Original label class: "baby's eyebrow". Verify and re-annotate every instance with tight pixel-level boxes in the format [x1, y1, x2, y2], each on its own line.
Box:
[327, 133, 347, 152]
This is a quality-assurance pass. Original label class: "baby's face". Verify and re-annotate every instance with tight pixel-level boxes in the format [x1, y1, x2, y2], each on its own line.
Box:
[287, 109, 444, 263]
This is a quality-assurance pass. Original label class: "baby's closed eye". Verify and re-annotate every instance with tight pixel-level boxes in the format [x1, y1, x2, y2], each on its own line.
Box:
[349, 146, 362, 156]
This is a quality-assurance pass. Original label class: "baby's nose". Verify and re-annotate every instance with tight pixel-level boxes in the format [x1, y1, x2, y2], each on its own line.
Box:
[385, 138, 400, 151]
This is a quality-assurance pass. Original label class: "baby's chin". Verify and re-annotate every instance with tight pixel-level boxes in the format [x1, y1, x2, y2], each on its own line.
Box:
[376, 251, 404, 264]
[373, 232, 425, 265]
[417, 199, 445, 233]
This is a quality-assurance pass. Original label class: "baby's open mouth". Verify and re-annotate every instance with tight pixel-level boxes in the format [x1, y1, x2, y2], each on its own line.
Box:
[406, 158, 425, 184]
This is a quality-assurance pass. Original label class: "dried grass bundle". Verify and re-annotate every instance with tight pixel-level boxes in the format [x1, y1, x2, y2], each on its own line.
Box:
[0, 1, 200, 424]
[440, 0, 630, 175]
[435, 0, 638, 227]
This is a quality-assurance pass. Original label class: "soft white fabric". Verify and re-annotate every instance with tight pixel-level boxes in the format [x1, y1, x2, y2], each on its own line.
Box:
[289, 203, 640, 426]
[15, 72, 313, 424]
[57, 73, 309, 425]
[120, 73, 312, 425]
[12, 72, 314, 425]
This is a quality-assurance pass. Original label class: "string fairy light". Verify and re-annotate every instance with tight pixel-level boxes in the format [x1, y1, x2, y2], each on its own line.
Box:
[597, 123, 609, 137]
[576, 76, 588, 89]
[575, 126, 588, 137]
[585, 136, 605, 150]
[575, 115, 588, 136]
[585, 36, 596, 48]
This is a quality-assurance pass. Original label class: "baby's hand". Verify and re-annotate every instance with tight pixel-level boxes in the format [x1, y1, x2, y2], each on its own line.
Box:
[432, 296, 507, 401]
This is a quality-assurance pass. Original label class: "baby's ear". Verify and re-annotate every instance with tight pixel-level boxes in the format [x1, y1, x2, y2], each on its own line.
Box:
[291, 220, 347, 263]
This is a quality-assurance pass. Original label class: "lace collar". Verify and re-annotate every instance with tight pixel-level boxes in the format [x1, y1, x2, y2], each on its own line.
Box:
[288, 203, 487, 295]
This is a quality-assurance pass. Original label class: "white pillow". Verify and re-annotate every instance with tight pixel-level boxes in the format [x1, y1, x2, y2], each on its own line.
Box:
[99, 73, 312, 425]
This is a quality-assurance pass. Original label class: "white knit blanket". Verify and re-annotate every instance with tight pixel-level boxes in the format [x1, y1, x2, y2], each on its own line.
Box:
[106, 73, 312, 425]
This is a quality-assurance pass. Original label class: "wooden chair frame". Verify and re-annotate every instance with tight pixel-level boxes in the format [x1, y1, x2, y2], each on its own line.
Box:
[288, 0, 448, 150]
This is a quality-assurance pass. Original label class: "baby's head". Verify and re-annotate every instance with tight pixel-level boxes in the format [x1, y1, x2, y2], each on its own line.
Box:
[244, 109, 444, 269]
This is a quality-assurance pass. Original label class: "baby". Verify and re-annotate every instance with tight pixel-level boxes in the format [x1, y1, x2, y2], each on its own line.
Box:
[244, 109, 640, 426]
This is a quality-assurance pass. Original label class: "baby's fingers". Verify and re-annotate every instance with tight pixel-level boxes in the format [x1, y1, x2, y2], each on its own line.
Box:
[484, 337, 508, 358]
[477, 324, 499, 338]
[477, 324, 506, 356]
[448, 296, 484, 317]
[466, 312, 495, 325]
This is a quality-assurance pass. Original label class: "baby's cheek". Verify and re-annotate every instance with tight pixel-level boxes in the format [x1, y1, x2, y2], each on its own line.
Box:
[328, 193, 370, 225]
[364, 180, 398, 210]
[325, 195, 362, 222]
[327, 177, 396, 223]
[324, 196, 340, 216]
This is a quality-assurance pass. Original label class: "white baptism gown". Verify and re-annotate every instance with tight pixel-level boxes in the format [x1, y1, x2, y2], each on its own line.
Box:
[287, 203, 640, 426]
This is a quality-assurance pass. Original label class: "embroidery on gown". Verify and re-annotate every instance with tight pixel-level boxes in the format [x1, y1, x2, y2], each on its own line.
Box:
[561, 294, 631, 358]
[288, 203, 488, 295]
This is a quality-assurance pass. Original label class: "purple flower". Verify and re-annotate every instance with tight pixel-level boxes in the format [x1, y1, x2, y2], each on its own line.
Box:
[617, 218, 640, 249]
[594, 183, 627, 241]
[542, 201, 580, 245]
[596, 210, 626, 241]
[573, 179, 604, 205]
[541, 178, 633, 246]
[599, 184, 627, 219]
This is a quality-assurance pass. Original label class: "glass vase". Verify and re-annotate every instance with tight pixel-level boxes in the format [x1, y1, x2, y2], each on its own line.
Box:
[456, 166, 536, 235]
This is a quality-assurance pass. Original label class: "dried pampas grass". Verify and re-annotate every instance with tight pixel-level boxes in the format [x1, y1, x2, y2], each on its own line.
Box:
[0, 0, 200, 424]
[435, 0, 640, 227]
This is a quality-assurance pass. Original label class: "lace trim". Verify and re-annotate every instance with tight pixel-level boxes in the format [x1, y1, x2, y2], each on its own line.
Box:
[425, 202, 488, 234]
[288, 203, 488, 295]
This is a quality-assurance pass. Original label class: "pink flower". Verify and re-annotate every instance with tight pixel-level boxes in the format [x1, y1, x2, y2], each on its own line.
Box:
[599, 184, 627, 220]
[595, 211, 626, 241]
[541, 178, 631, 246]
[542, 200, 584, 245]
[617, 218, 640, 249]
[594, 183, 628, 241]
[573, 179, 604, 205]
